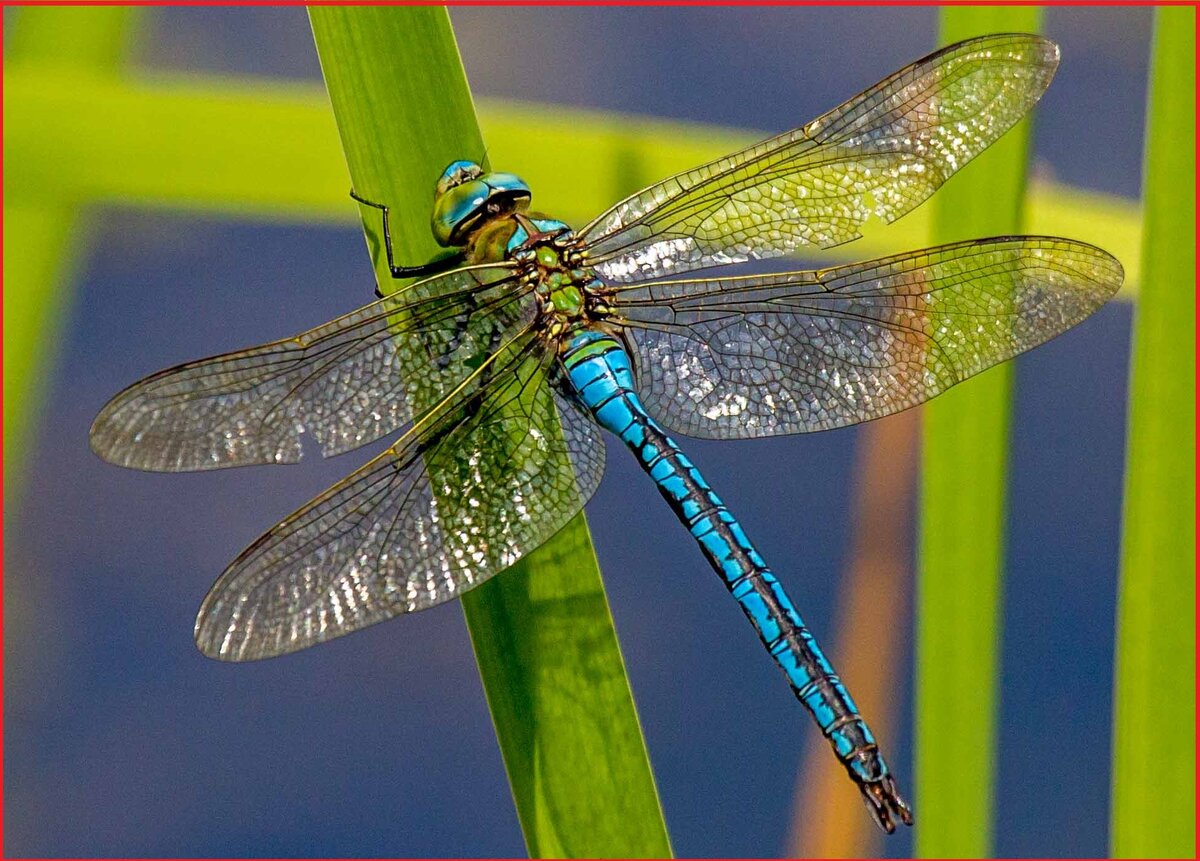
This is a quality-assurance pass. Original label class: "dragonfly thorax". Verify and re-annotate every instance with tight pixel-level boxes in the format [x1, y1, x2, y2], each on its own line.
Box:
[504, 215, 608, 334]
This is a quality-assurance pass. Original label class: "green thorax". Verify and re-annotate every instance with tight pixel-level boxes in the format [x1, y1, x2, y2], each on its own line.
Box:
[465, 211, 600, 326]
[533, 243, 587, 318]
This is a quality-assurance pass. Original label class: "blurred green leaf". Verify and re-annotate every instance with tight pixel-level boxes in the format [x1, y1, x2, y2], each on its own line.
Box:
[917, 8, 1041, 858]
[2, 73, 1142, 294]
[1110, 8, 1195, 858]
[3, 7, 142, 503]
[308, 8, 670, 857]
[5, 5, 143, 67]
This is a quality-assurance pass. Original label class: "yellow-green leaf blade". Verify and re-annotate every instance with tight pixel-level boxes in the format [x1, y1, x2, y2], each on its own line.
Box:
[2, 70, 1144, 296]
[917, 7, 1042, 857]
[1110, 8, 1196, 858]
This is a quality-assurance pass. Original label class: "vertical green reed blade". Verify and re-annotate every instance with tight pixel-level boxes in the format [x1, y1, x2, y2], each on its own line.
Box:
[307, 9, 670, 858]
[916, 8, 1042, 858]
[1110, 8, 1196, 858]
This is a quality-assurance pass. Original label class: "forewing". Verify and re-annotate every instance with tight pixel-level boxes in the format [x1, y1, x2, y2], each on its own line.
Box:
[90, 263, 531, 472]
[613, 237, 1123, 439]
[194, 333, 606, 661]
[579, 34, 1059, 282]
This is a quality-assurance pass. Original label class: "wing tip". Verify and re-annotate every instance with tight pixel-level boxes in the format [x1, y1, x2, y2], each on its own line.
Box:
[961, 31, 1060, 60]
[944, 33, 1060, 88]
[89, 390, 138, 466]
[88, 399, 171, 472]
[194, 591, 351, 663]
[963, 235, 1125, 300]
[88, 414, 122, 466]
[193, 593, 238, 662]
[193, 630, 239, 663]
[193, 596, 278, 663]
[88, 390, 307, 472]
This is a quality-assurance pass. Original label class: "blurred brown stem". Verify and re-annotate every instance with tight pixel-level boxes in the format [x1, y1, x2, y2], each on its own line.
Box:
[786, 409, 919, 858]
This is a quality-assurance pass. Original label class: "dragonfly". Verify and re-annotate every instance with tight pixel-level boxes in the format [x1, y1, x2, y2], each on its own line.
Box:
[91, 33, 1123, 833]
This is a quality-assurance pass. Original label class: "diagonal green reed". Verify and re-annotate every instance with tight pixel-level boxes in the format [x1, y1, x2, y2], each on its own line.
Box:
[307, 8, 670, 857]
[917, 7, 1042, 857]
[1110, 8, 1196, 858]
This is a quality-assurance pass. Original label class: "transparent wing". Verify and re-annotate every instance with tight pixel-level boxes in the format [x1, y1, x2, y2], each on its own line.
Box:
[612, 237, 1123, 439]
[194, 331, 606, 661]
[90, 263, 531, 472]
[579, 34, 1059, 283]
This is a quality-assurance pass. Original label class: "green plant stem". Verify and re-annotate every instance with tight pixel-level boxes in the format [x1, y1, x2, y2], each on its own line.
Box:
[1110, 8, 1196, 858]
[308, 8, 669, 857]
[916, 7, 1041, 858]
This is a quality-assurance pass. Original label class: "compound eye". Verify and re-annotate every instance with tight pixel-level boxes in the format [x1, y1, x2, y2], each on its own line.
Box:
[431, 180, 489, 247]
[435, 160, 484, 197]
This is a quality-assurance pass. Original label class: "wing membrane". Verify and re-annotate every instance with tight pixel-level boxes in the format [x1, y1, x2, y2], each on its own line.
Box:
[90, 264, 532, 472]
[579, 34, 1059, 282]
[194, 331, 606, 661]
[613, 237, 1123, 439]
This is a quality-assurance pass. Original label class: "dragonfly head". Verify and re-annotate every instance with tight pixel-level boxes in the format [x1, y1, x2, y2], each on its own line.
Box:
[432, 160, 532, 247]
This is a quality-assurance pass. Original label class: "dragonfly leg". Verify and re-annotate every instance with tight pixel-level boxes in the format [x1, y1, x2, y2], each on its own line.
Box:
[350, 189, 465, 286]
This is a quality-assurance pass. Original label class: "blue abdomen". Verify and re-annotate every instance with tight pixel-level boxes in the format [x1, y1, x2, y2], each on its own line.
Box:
[560, 327, 909, 827]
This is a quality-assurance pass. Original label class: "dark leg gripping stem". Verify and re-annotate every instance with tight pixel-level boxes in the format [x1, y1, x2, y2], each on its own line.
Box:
[350, 190, 465, 295]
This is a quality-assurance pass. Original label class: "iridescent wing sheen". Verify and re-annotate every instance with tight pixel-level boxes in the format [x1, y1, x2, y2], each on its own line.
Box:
[578, 34, 1059, 283]
[611, 237, 1123, 439]
[90, 264, 532, 472]
[194, 331, 607, 661]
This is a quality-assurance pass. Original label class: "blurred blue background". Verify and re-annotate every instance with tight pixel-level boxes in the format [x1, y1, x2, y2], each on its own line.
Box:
[5, 7, 1147, 857]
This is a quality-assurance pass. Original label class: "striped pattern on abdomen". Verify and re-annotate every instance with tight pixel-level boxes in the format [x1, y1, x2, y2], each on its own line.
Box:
[561, 328, 910, 828]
